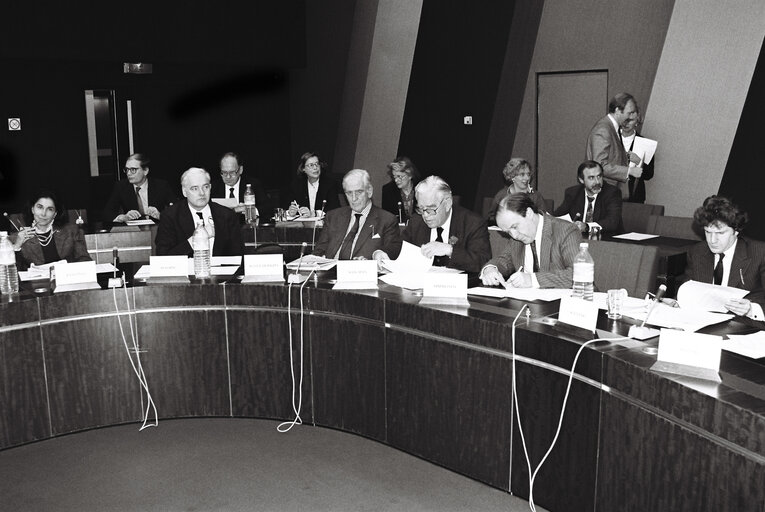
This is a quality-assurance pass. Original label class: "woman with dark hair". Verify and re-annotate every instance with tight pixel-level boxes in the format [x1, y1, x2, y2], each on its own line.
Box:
[683, 195, 765, 321]
[12, 190, 91, 269]
[287, 152, 340, 218]
[381, 156, 421, 223]
[487, 158, 546, 225]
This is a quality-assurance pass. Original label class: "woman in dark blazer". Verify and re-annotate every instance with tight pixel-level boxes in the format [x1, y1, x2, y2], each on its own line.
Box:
[381, 156, 420, 224]
[12, 190, 91, 270]
[287, 152, 340, 217]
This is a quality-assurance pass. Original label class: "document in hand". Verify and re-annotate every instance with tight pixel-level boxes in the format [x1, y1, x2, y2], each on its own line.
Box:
[380, 241, 433, 274]
[632, 136, 657, 165]
[677, 280, 748, 313]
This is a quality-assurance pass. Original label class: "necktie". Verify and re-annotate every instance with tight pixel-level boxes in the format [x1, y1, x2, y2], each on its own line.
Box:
[585, 196, 594, 223]
[229, 187, 235, 199]
[135, 186, 145, 215]
[196, 211, 205, 226]
[713, 253, 724, 285]
[433, 227, 447, 267]
[338, 214, 362, 260]
[530, 240, 540, 272]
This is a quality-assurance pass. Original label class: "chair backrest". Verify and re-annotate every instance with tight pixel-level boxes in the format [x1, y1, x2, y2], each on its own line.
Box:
[542, 198, 554, 214]
[488, 229, 514, 260]
[621, 202, 665, 233]
[646, 215, 703, 240]
[482, 197, 494, 220]
[586, 240, 660, 298]
[251, 243, 284, 255]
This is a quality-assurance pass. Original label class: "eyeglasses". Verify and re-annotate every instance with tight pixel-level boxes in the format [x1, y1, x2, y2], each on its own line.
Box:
[392, 173, 410, 181]
[415, 197, 446, 216]
[220, 170, 240, 177]
[304, 162, 320, 169]
[123, 167, 143, 175]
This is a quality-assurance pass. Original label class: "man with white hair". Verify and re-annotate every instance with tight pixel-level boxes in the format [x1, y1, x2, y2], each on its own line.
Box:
[313, 169, 402, 261]
[155, 167, 244, 256]
[378, 175, 490, 273]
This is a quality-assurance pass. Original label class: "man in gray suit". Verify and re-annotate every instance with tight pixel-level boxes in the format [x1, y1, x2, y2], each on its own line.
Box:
[586, 92, 645, 196]
[480, 193, 581, 288]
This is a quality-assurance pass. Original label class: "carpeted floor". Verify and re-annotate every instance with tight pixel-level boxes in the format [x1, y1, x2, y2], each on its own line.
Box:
[0, 418, 547, 512]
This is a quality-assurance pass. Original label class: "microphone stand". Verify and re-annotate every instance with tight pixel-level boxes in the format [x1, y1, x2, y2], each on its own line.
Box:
[397, 201, 403, 224]
[311, 200, 326, 249]
[629, 284, 667, 339]
[288, 242, 309, 284]
[108, 247, 124, 288]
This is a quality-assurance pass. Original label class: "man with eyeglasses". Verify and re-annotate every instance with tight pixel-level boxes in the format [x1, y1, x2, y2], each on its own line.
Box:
[155, 167, 244, 256]
[378, 175, 490, 273]
[102, 153, 176, 223]
[211, 152, 270, 221]
[313, 169, 402, 261]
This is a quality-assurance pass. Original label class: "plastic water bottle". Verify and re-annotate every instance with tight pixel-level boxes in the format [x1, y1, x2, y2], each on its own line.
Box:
[0, 231, 20, 294]
[243, 184, 258, 225]
[572, 242, 594, 301]
[192, 224, 211, 278]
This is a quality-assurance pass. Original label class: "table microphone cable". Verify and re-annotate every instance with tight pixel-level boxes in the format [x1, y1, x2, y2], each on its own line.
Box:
[278, 268, 316, 433]
[511, 304, 628, 511]
[112, 282, 158, 430]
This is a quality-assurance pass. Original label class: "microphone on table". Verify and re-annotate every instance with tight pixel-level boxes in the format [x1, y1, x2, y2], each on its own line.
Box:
[108, 247, 124, 288]
[629, 283, 666, 340]
[288, 242, 309, 284]
[311, 200, 327, 248]
[397, 201, 403, 224]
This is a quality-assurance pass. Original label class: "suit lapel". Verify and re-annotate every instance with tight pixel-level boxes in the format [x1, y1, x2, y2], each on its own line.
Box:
[353, 209, 377, 257]
[539, 215, 553, 269]
[729, 239, 750, 288]
[181, 206, 197, 239]
[330, 208, 353, 257]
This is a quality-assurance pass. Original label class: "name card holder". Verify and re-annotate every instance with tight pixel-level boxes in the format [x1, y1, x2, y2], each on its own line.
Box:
[241, 254, 285, 283]
[147, 255, 190, 284]
[53, 261, 100, 293]
[650, 329, 722, 382]
[419, 273, 469, 307]
[556, 296, 598, 337]
[333, 260, 378, 290]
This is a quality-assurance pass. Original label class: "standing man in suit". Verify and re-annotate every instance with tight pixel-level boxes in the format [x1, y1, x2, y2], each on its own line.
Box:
[385, 175, 490, 273]
[155, 167, 244, 256]
[313, 169, 402, 261]
[683, 195, 765, 321]
[481, 193, 581, 288]
[621, 111, 655, 203]
[554, 160, 623, 235]
[211, 152, 270, 221]
[586, 93, 645, 197]
[102, 153, 176, 223]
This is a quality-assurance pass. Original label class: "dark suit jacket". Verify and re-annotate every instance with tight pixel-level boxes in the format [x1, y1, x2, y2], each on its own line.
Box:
[554, 181, 623, 234]
[16, 224, 91, 270]
[288, 174, 341, 213]
[485, 214, 581, 288]
[402, 204, 491, 273]
[624, 130, 655, 204]
[381, 181, 419, 224]
[313, 205, 402, 260]
[211, 176, 271, 220]
[487, 188, 547, 225]
[102, 178, 177, 222]
[154, 201, 244, 257]
[586, 115, 630, 193]
[682, 237, 765, 312]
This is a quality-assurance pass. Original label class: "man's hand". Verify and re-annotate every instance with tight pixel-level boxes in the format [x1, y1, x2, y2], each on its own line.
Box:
[233, 204, 246, 214]
[628, 166, 643, 178]
[116, 210, 141, 223]
[725, 298, 752, 316]
[574, 221, 587, 232]
[480, 266, 505, 286]
[146, 206, 160, 220]
[627, 151, 642, 165]
[507, 270, 532, 288]
[420, 241, 453, 258]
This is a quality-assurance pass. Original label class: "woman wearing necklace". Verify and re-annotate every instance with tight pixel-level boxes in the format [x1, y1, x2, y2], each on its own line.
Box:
[487, 158, 547, 225]
[12, 190, 91, 270]
[382, 156, 421, 224]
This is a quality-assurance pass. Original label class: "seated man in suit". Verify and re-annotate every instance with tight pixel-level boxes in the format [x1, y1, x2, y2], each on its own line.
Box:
[102, 153, 177, 223]
[211, 152, 270, 221]
[682, 195, 765, 322]
[378, 175, 490, 273]
[481, 193, 581, 288]
[155, 167, 244, 256]
[313, 169, 402, 261]
[554, 160, 623, 235]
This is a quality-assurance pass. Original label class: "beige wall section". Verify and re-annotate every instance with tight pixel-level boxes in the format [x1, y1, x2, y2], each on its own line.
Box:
[510, 0, 674, 207]
[644, 0, 765, 216]
[333, 0, 424, 204]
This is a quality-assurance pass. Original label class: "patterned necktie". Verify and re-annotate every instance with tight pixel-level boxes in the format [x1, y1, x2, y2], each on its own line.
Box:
[713, 253, 724, 285]
[433, 227, 446, 266]
[585, 196, 594, 223]
[530, 240, 540, 272]
[229, 187, 235, 199]
[338, 214, 362, 260]
[135, 186, 145, 215]
[196, 211, 205, 226]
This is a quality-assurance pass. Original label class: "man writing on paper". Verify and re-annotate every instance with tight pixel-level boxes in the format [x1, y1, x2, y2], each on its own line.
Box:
[554, 160, 623, 235]
[382, 175, 490, 273]
[480, 193, 580, 288]
[586, 93, 645, 197]
[155, 167, 244, 256]
[313, 169, 402, 261]
[211, 152, 270, 221]
[682, 195, 765, 321]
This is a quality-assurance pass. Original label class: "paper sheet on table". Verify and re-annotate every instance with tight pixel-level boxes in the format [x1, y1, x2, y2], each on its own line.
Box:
[380, 241, 433, 274]
[19, 261, 117, 281]
[467, 287, 572, 302]
[380, 267, 463, 290]
[630, 302, 733, 331]
[211, 256, 242, 266]
[211, 198, 239, 209]
[631, 136, 657, 165]
[125, 219, 155, 226]
[722, 331, 765, 359]
[677, 280, 748, 313]
[592, 292, 649, 316]
[612, 232, 660, 241]
[285, 254, 337, 270]
[185, 258, 240, 275]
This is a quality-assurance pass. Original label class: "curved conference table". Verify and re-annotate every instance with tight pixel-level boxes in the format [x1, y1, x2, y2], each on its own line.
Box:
[1, 272, 765, 512]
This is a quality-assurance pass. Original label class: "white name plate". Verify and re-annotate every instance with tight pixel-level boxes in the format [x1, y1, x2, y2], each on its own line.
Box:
[334, 260, 378, 289]
[243, 254, 285, 283]
[422, 273, 468, 298]
[54, 260, 98, 286]
[150, 255, 189, 277]
[558, 296, 598, 333]
[651, 329, 722, 382]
